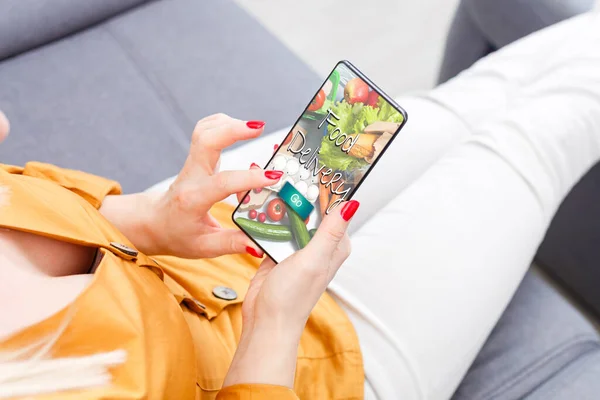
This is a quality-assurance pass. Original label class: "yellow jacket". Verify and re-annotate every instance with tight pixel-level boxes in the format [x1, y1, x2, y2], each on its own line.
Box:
[0, 162, 364, 399]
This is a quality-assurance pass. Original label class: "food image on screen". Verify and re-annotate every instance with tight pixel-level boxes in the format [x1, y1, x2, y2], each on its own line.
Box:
[233, 62, 406, 262]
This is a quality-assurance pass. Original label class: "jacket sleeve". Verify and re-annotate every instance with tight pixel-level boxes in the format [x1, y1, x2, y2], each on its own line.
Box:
[216, 384, 299, 399]
[18, 162, 121, 208]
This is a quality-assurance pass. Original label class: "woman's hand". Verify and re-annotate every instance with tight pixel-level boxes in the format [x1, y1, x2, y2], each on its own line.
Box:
[0, 110, 9, 143]
[101, 114, 282, 258]
[223, 200, 360, 388]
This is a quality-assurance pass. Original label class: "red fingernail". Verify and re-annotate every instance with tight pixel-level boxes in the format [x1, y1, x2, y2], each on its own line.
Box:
[274, 144, 279, 151]
[340, 200, 360, 221]
[265, 170, 283, 179]
[246, 246, 263, 258]
[247, 120, 265, 129]
[250, 163, 260, 169]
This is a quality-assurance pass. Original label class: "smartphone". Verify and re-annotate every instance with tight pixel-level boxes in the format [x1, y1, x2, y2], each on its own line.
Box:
[232, 60, 407, 263]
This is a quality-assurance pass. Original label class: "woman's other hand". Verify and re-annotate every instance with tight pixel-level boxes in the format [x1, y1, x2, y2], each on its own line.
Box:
[101, 114, 281, 259]
[151, 114, 284, 258]
[0, 110, 9, 143]
[223, 200, 360, 388]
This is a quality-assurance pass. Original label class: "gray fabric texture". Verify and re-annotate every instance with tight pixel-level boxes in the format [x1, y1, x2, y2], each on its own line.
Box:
[537, 162, 600, 320]
[452, 271, 600, 400]
[524, 350, 600, 400]
[462, 0, 595, 48]
[438, 0, 493, 83]
[0, 0, 320, 192]
[0, 0, 152, 61]
[0, 27, 189, 193]
[438, 0, 595, 82]
[104, 0, 320, 137]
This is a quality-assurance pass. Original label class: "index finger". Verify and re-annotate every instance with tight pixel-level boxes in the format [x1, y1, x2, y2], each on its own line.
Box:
[188, 114, 266, 171]
[193, 114, 265, 153]
[236, 163, 262, 203]
[198, 169, 283, 207]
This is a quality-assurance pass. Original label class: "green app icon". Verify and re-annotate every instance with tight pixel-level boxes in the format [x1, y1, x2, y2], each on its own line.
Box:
[277, 182, 314, 220]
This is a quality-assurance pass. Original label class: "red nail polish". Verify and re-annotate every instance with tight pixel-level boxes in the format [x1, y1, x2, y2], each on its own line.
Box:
[274, 144, 279, 151]
[340, 200, 360, 221]
[246, 120, 265, 129]
[246, 246, 263, 258]
[265, 170, 284, 179]
[250, 163, 260, 169]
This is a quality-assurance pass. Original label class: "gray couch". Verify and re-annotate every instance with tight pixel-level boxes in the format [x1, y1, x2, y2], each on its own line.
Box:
[1, 1, 599, 398]
[0, 0, 318, 192]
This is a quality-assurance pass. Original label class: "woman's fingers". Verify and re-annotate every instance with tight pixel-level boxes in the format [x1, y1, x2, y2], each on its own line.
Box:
[235, 141, 281, 203]
[199, 169, 283, 207]
[190, 114, 265, 170]
[235, 142, 279, 202]
[307, 200, 360, 260]
[236, 163, 262, 203]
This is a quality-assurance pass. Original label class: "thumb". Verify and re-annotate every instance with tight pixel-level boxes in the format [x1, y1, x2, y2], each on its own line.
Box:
[199, 229, 264, 258]
[308, 200, 360, 255]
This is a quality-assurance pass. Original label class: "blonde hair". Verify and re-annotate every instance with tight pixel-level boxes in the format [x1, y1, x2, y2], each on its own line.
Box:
[0, 307, 126, 398]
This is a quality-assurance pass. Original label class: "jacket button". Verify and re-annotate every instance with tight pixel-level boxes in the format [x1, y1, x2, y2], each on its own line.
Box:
[109, 242, 138, 258]
[212, 286, 237, 301]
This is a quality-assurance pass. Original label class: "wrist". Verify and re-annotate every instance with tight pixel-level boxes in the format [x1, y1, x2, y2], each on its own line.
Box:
[224, 324, 302, 389]
[243, 322, 303, 348]
[138, 191, 168, 255]
[100, 192, 162, 255]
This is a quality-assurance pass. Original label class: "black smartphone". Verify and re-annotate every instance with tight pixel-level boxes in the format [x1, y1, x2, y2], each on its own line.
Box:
[232, 60, 407, 263]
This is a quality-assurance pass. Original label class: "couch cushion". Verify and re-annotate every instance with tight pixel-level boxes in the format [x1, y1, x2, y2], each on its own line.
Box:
[0, 27, 189, 193]
[104, 0, 319, 136]
[536, 161, 600, 319]
[0, 0, 320, 192]
[452, 270, 600, 400]
[524, 350, 600, 400]
[0, 0, 152, 61]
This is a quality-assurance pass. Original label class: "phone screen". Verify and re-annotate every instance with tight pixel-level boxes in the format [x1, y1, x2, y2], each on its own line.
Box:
[233, 61, 407, 262]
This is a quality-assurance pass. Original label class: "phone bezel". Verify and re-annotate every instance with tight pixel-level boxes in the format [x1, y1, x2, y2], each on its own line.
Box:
[231, 60, 408, 263]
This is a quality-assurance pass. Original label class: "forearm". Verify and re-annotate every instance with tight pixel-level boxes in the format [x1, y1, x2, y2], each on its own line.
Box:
[99, 192, 161, 255]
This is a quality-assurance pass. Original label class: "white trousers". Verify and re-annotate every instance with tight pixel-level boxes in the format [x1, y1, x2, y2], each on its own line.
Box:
[148, 12, 600, 400]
